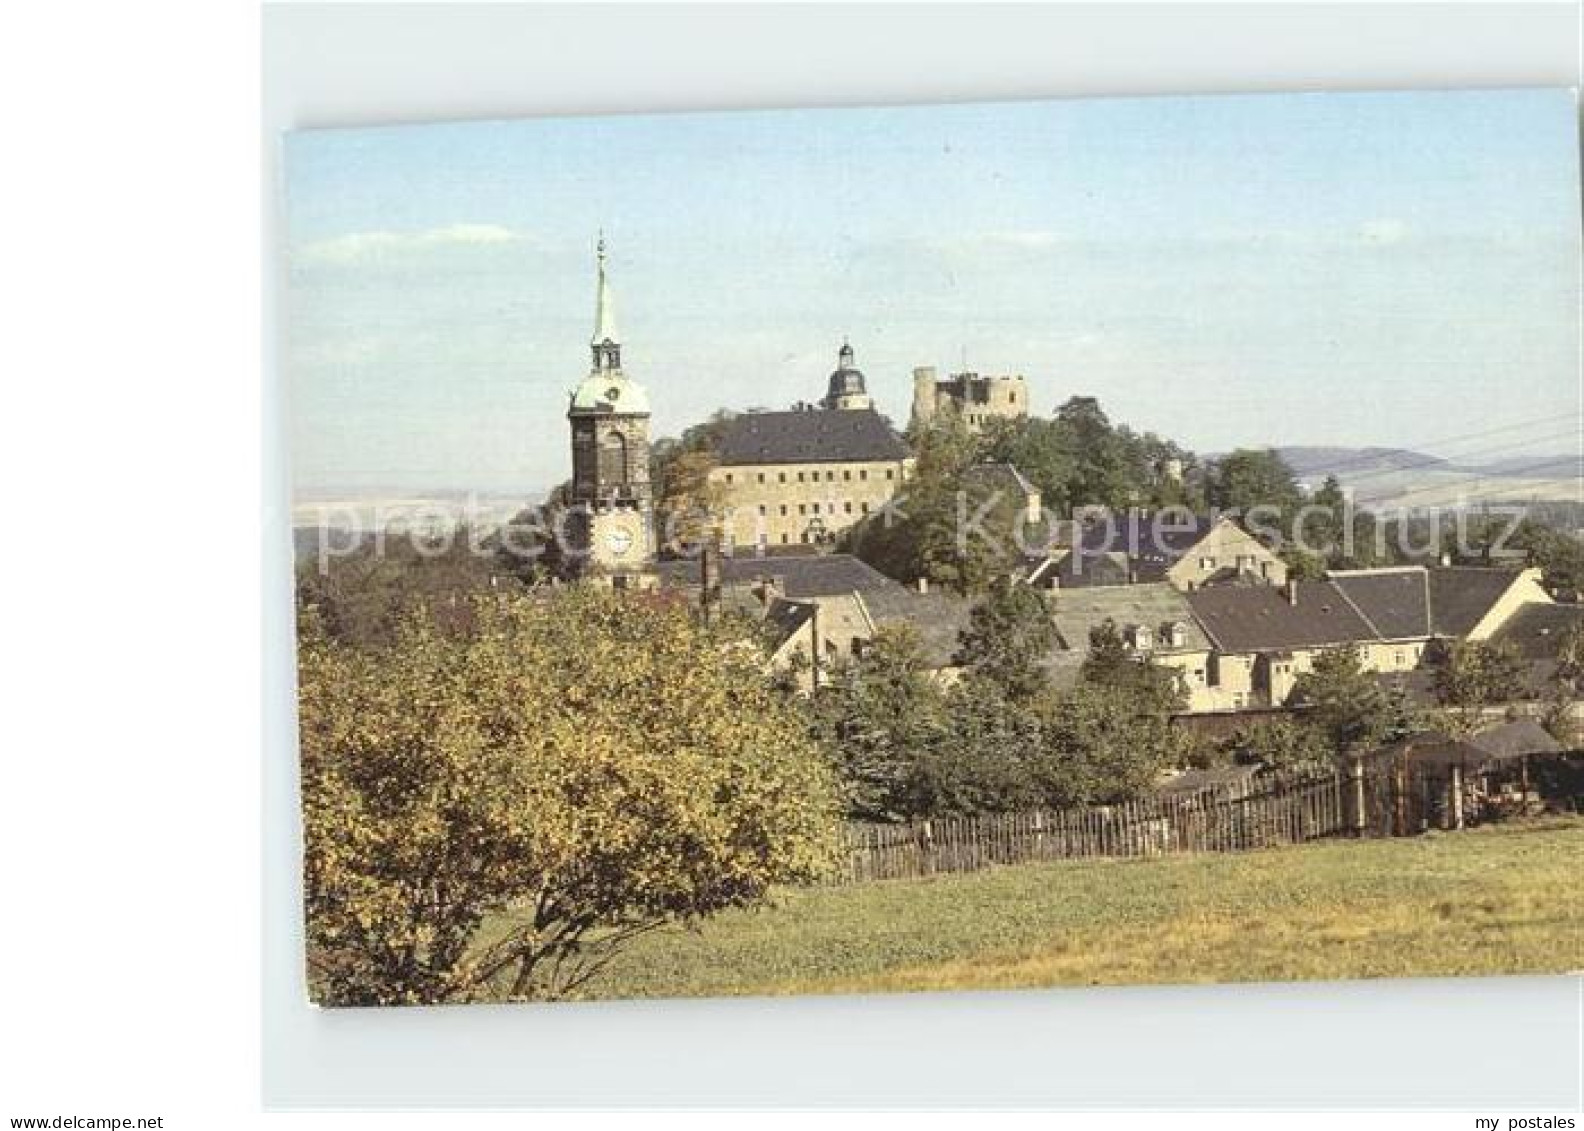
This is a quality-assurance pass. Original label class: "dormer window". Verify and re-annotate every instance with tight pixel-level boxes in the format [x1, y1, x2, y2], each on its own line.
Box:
[1125, 624, 1154, 652]
[1162, 621, 1188, 649]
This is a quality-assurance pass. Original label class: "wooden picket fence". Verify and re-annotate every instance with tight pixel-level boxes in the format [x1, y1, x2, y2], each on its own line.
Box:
[841, 768, 1354, 884]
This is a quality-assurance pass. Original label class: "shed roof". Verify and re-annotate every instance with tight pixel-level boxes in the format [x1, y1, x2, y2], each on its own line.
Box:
[1379, 719, 1564, 769]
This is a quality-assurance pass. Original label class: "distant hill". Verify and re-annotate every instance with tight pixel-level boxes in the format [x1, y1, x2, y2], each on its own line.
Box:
[1273, 446, 1450, 481]
[1206, 446, 1579, 511]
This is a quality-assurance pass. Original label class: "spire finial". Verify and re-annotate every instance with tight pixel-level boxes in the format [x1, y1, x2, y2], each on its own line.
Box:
[590, 231, 620, 367]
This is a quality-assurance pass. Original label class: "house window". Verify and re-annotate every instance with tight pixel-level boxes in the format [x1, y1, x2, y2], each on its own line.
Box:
[1009, 392, 1016, 404]
[778, 472, 786, 483]
[859, 469, 868, 481]
[812, 503, 820, 515]
[780, 533, 789, 544]
[860, 501, 871, 514]
[797, 471, 805, 483]
[886, 469, 894, 480]
[801, 531, 811, 544]
[757, 472, 765, 484]
[844, 501, 853, 514]
[843, 470, 852, 481]
[779, 505, 788, 516]
[827, 470, 835, 481]
[1199, 556, 1216, 570]
[798, 504, 806, 515]
[757, 505, 767, 516]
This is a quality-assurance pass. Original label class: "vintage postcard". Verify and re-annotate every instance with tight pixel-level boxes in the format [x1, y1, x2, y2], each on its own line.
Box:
[284, 89, 1582, 1006]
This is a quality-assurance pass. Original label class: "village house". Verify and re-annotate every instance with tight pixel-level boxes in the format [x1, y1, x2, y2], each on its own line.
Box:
[1044, 582, 1224, 711]
[1182, 565, 1560, 712]
[1186, 579, 1392, 709]
[1028, 512, 1287, 592]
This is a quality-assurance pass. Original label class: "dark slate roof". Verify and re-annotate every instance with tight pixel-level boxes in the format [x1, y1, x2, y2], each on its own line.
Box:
[716, 408, 908, 466]
[1068, 511, 1220, 581]
[652, 552, 905, 600]
[1469, 718, 1565, 760]
[1329, 568, 1432, 640]
[1428, 568, 1523, 636]
[763, 597, 815, 649]
[1377, 719, 1564, 768]
[859, 587, 976, 669]
[1047, 548, 1133, 588]
[1488, 601, 1582, 660]
[1186, 581, 1378, 653]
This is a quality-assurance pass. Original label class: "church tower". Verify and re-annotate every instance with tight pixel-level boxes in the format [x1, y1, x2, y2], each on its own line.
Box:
[566, 235, 654, 580]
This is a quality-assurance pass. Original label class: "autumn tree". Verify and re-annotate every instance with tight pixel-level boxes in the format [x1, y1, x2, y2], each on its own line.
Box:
[299, 586, 842, 1005]
[650, 410, 735, 554]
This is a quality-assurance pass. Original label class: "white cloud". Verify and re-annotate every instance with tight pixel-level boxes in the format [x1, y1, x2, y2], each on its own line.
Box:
[294, 223, 529, 265]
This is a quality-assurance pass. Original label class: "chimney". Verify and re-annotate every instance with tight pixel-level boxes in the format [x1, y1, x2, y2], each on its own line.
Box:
[1285, 578, 1298, 606]
[915, 577, 929, 595]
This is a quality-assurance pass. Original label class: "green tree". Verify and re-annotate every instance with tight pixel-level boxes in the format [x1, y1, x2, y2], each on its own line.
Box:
[845, 415, 1021, 594]
[296, 524, 512, 647]
[299, 586, 842, 1005]
[1207, 448, 1303, 522]
[811, 623, 953, 821]
[953, 581, 1058, 701]
[1025, 683, 1182, 807]
[1290, 645, 1401, 754]
[1430, 639, 1527, 733]
[1054, 396, 1141, 509]
[1079, 620, 1187, 716]
[1554, 621, 1584, 695]
[1221, 717, 1334, 772]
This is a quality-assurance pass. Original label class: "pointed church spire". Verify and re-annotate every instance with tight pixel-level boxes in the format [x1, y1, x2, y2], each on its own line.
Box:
[590, 232, 621, 371]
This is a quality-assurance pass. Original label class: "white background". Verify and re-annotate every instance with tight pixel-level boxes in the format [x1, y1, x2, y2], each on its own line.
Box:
[1, 1, 1580, 1122]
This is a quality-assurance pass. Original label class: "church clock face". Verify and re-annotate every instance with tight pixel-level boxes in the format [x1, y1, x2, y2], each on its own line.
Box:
[606, 523, 635, 557]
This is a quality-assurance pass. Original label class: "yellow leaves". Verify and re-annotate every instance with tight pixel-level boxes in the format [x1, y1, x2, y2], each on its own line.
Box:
[299, 584, 843, 1003]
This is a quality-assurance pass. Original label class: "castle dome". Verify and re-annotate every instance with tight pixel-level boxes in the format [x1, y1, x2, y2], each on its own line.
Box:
[823, 340, 872, 409]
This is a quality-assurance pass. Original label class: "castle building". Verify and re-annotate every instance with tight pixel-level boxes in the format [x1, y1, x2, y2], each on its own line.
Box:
[910, 366, 1028, 432]
[708, 342, 913, 552]
[565, 237, 654, 581]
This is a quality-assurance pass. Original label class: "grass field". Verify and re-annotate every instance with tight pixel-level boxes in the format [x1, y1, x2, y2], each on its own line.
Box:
[552, 818, 1584, 1000]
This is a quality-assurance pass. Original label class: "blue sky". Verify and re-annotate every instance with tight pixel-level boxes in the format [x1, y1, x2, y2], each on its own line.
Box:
[284, 88, 1581, 496]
